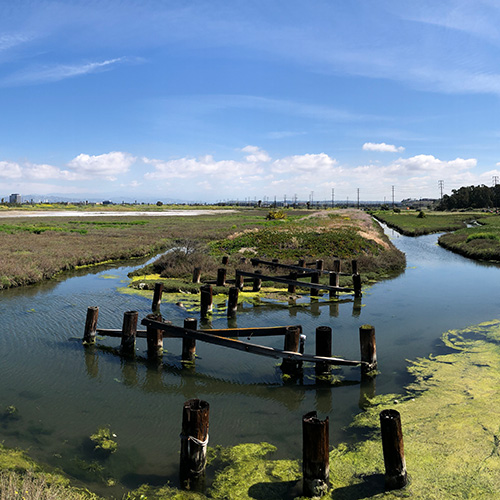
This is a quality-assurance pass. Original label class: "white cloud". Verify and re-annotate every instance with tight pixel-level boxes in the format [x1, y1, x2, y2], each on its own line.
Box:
[389, 155, 476, 174]
[0, 161, 22, 179]
[271, 153, 338, 175]
[67, 151, 135, 181]
[241, 145, 271, 163]
[363, 142, 405, 153]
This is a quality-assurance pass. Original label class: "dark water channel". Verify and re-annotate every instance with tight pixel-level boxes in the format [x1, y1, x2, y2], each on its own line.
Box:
[0, 224, 499, 496]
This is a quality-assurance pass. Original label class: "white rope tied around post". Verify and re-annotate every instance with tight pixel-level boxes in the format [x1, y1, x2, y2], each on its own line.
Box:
[179, 433, 209, 447]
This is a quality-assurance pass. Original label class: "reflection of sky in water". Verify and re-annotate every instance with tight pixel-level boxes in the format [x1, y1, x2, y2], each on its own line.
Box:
[0, 226, 498, 495]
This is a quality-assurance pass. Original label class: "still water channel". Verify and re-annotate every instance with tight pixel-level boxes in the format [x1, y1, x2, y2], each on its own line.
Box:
[0, 222, 498, 496]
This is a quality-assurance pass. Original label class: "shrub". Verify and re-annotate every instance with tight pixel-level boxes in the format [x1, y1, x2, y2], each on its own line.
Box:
[266, 209, 286, 220]
[417, 210, 426, 218]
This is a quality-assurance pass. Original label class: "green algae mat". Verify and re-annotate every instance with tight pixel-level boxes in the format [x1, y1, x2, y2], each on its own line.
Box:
[128, 320, 500, 499]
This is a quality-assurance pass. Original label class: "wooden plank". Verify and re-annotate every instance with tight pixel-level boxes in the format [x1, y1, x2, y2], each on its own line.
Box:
[200, 325, 300, 337]
[251, 257, 353, 277]
[141, 318, 366, 367]
[237, 270, 354, 293]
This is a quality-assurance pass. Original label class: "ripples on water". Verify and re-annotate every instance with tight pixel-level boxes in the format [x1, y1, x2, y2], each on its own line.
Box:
[1, 227, 499, 495]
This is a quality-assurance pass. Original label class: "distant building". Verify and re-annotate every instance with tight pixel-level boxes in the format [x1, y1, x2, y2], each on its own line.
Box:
[9, 193, 21, 204]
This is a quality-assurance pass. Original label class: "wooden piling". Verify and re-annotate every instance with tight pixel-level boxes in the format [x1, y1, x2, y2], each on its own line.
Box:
[192, 267, 202, 284]
[359, 324, 377, 374]
[315, 259, 324, 271]
[180, 399, 210, 490]
[333, 259, 341, 273]
[302, 411, 329, 497]
[315, 326, 332, 375]
[146, 312, 163, 358]
[221, 255, 229, 265]
[380, 409, 407, 490]
[200, 285, 213, 318]
[216, 268, 227, 287]
[182, 318, 197, 362]
[353, 273, 362, 298]
[152, 282, 164, 313]
[288, 272, 298, 293]
[328, 272, 339, 298]
[351, 259, 358, 275]
[227, 287, 239, 316]
[121, 310, 138, 356]
[281, 326, 301, 374]
[235, 271, 244, 290]
[83, 306, 99, 344]
[298, 258, 306, 268]
[253, 270, 262, 292]
[310, 271, 320, 297]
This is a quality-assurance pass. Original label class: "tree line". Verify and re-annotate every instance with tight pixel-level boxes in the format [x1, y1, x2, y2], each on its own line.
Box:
[437, 185, 500, 210]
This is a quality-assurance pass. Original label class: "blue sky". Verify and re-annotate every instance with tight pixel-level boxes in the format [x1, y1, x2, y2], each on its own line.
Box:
[0, 0, 499, 203]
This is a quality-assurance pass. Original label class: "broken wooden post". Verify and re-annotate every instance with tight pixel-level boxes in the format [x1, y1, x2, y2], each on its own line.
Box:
[310, 271, 320, 297]
[146, 312, 163, 358]
[351, 259, 358, 275]
[253, 270, 262, 292]
[216, 268, 227, 286]
[380, 409, 407, 490]
[272, 258, 279, 270]
[235, 271, 244, 290]
[303, 411, 329, 497]
[359, 324, 377, 374]
[192, 267, 201, 284]
[200, 285, 213, 318]
[180, 399, 210, 491]
[315, 326, 332, 375]
[328, 272, 339, 298]
[221, 255, 229, 265]
[333, 259, 341, 273]
[83, 306, 99, 344]
[227, 287, 239, 316]
[182, 318, 197, 362]
[298, 258, 306, 268]
[152, 282, 164, 313]
[281, 326, 301, 374]
[288, 271, 298, 293]
[315, 259, 324, 271]
[121, 310, 138, 356]
[353, 273, 362, 298]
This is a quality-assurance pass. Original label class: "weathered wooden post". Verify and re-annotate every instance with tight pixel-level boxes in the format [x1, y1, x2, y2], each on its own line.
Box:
[253, 270, 262, 292]
[351, 259, 358, 275]
[281, 326, 301, 374]
[359, 324, 377, 374]
[83, 306, 99, 344]
[315, 326, 332, 375]
[227, 287, 239, 316]
[121, 310, 138, 356]
[288, 271, 298, 293]
[298, 258, 306, 268]
[146, 312, 163, 358]
[303, 411, 329, 497]
[152, 282, 164, 313]
[328, 272, 339, 298]
[315, 259, 324, 271]
[380, 409, 407, 490]
[221, 255, 229, 265]
[192, 267, 202, 284]
[180, 399, 210, 490]
[200, 285, 213, 318]
[235, 271, 244, 290]
[272, 258, 279, 270]
[333, 259, 341, 273]
[216, 268, 227, 286]
[182, 318, 197, 362]
[353, 273, 362, 298]
[311, 271, 320, 297]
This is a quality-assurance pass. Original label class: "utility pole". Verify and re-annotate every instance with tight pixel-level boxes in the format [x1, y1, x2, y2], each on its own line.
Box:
[391, 186, 395, 209]
[357, 188, 360, 209]
[438, 180, 444, 200]
[331, 188, 334, 208]
[493, 176, 499, 187]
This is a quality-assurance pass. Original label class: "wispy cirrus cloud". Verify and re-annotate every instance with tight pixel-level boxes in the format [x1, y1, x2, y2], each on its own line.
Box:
[1, 57, 126, 86]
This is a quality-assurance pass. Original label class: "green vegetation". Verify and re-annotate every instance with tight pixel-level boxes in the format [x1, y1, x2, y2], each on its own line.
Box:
[89, 427, 118, 455]
[436, 184, 500, 210]
[438, 215, 500, 261]
[372, 210, 488, 236]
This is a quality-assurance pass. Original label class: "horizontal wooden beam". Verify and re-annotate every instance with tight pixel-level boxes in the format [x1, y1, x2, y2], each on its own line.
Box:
[141, 318, 366, 367]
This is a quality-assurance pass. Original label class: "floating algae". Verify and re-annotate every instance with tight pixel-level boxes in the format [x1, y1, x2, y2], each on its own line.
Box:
[125, 320, 500, 499]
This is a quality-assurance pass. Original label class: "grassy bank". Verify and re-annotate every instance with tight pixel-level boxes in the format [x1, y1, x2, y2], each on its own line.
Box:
[438, 215, 500, 261]
[371, 210, 489, 236]
[128, 209, 406, 297]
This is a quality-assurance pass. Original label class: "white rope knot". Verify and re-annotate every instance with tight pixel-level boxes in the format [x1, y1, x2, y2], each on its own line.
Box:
[179, 433, 209, 447]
